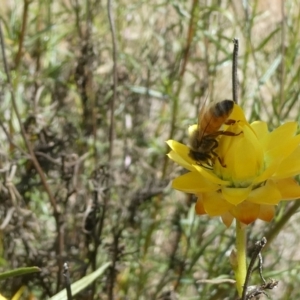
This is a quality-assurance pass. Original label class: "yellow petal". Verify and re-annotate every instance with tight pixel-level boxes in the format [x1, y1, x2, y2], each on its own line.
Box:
[202, 191, 234, 216]
[258, 205, 275, 222]
[276, 178, 300, 200]
[166, 139, 195, 163]
[222, 186, 251, 205]
[167, 150, 196, 172]
[273, 146, 300, 179]
[247, 180, 281, 204]
[230, 201, 260, 225]
[229, 104, 247, 122]
[264, 134, 300, 165]
[172, 172, 218, 193]
[260, 137, 300, 181]
[220, 124, 264, 183]
[215, 121, 244, 171]
[261, 122, 298, 151]
[193, 164, 229, 185]
[221, 212, 234, 227]
[253, 160, 279, 184]
[195, 195, 206, 215]
[251, 121, 269, 141]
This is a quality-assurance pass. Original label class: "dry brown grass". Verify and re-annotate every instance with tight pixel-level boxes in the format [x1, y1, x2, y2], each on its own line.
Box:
[0, 0, 300, 299]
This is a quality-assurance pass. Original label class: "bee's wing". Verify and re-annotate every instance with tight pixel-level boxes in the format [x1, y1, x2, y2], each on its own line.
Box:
[197, 99, 234, 138]
[197, 93, 210, 136]
[197, 104, 213, 138]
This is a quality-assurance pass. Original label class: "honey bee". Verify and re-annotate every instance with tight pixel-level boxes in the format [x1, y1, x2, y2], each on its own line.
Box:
[189, 99, 240, 168]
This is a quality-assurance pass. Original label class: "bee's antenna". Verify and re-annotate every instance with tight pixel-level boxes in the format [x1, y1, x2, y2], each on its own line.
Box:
[232, 38, 239, 104]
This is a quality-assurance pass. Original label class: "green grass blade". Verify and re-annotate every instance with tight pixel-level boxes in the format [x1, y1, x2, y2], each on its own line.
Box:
[50, 262, 111, 300]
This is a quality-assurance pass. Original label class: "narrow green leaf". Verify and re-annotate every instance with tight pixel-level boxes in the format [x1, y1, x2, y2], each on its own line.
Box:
[255, 28, 280, 51]
[0, 267, 40, 280]
[128, 85, 168, 100]
[50, 262, 111, 300]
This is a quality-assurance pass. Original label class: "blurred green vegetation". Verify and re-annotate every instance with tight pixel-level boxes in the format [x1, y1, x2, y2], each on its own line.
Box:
[0, 0, 300, 299]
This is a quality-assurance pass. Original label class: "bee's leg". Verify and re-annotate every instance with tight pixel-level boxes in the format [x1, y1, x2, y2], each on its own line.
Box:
[224, 119, 236, 125]
[212, 130, 242, 137]
[222, 130, 242, 137]
[209, 139, 218, 154]
[224, 119, 243, 135]
[217, 156, 226, 168]
[209, 140, 227, 168]
[200, 163, 213, 170]
[211, 150, 226, 167]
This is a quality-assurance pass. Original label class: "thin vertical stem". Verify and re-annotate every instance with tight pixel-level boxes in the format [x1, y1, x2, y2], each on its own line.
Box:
[63, 262, 72, 300]
[241, 237, 267, 300]
[107, 0, 117, 165]
[232, 38, 239, 104]
[279, 0, 286, 115]
[15, 0, 30, 69]
[235, 220, 247, 297]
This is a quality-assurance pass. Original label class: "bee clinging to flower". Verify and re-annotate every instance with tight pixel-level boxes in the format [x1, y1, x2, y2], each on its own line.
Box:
[189, 99, 241, 168]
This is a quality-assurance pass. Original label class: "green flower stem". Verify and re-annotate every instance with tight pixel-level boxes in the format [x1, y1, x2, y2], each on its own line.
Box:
[235, 220, 247, 296]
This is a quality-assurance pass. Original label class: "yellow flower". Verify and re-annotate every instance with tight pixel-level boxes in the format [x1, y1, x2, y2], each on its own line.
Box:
[167, 104, 300, 227]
